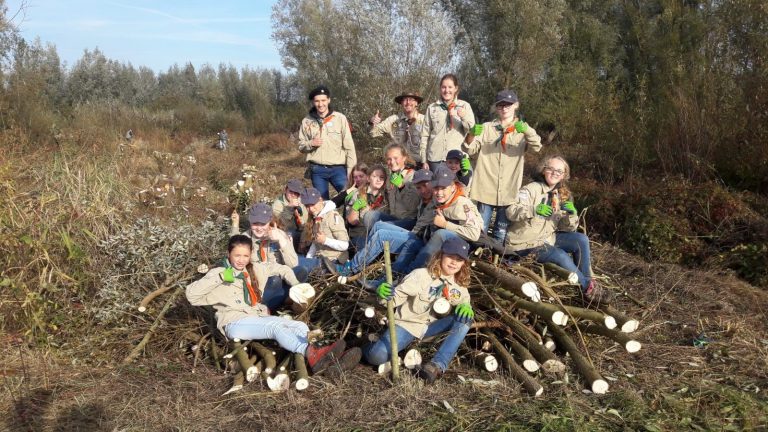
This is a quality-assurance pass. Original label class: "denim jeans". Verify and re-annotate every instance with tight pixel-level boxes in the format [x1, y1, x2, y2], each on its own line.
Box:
[400, 229, 460, 273]
[349, 221, 416, 274]
[517, 241, 591, 289]
[261, 276, 289, 311]
[310, 164, 347, 200]
[477, 201, 510, 244]
[292, 265, 309, 283]
[555, 231, 592, 286]
[362, 210, 416, 231]
[363, 315, 471, 372]
[225, 315, 309, 354]
[298, 256, 323, 273]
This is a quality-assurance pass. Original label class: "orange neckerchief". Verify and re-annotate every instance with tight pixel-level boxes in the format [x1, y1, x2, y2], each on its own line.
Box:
[439, 101, 457, 129]
[258, 241, 268, 263]
[495, 124, 515, 152]
[435, 183, 464, 210]
[242, 270, 260, 306]
[293, 207, 304, 228]
[318, 114, 335, 130]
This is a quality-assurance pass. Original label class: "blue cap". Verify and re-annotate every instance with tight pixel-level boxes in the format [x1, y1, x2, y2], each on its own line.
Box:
[300, 187, 322, 205]
[442, 237, 470, 260]
[495, 90, 518, 105]
[412, 169, 433, 184]
[248, 203, 272, 224]
[446, 149, 464, 161]
[431, 164, 454, 187]
[308, 85, 330, 100]
[286, 179, 304, 194]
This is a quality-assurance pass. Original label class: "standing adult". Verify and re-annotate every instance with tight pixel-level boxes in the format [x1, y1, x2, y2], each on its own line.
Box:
[369, 91, 426, 165]
[464, 90, 542, 243]
[217, 129, 228, 150]
[298, 85, 357, 200]
[420, 74, 475, 172]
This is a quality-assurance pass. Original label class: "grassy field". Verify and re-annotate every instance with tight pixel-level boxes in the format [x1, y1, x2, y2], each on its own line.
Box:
[1, 132, 767, 431]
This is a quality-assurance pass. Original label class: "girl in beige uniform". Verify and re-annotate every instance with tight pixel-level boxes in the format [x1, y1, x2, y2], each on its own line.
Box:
[420, 74, 475, 171]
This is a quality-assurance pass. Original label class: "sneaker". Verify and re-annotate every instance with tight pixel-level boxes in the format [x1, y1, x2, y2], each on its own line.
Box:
[323, 258, 354, 277]
[583, 280, 611, 306]
[306, 339, 347, 374]
[416, 362, 443, 384]
[325, 347, 362, 378]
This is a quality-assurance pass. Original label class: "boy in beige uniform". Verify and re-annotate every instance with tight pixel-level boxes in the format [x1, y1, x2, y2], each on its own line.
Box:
[369, 91, 426, 165]
[298, 85, 357, 200]
[296, 187, 350, 273]
[271, 179, 308, 251]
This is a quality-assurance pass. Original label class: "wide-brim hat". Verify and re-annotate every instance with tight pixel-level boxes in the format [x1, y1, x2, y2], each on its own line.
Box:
[394, 91, 424, 105]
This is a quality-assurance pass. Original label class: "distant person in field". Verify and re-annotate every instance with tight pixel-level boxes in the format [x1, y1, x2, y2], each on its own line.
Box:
[217, 129, 228, 150]
[504, 155, 609, 304]
[125, 129, 133, 143]
[363, 237, 474, 384]
[298, 85, 357, 200]
[369, 91, 425, 165]
[185, 235, 360, 376]
[464, 90, 542, 244]
[420, 74, 475, 172]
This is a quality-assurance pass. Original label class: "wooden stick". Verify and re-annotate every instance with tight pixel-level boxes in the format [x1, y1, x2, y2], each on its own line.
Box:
[497, 314, 565, 374]
[249, 342, 276, 377]
[599, 304, 640, 333]
[502, 334, 540, 372]
[230, 340, 259, 382]
[137, 274, 175, 312]
[474, 261, 541, 301]
[483, 330, 543, 397]
[460, 342, 499, 372]
[293, 353, 309, 391]
[544, 263, 579, 285]
[383, 241, 400, 383]
[123, 287, 182, 364]
[547, 319, 609, 394]
[581, 324, 642, 353]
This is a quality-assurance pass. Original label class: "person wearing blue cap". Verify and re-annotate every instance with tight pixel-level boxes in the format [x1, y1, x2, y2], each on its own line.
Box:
[296, 187, 350, 272]
[444, 149, 472, 189]
[271, 179, 309, 252]
[298, 85, 358, 200]
[463, 89, 542, 244]
[363, 236, 474, 384]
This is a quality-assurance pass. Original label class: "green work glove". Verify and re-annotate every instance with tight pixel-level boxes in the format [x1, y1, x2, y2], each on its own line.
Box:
[352, 198, 367, 212]
[561, 201, 577, 215]
[390, 172, 404, 188]
[454, 303, 474, 323]
[344, 190, 356, 203]
[514, 120, 528, 134]
[377, 282, 394, 300]
[460, 155, 471, 175]
[535, 203, 553, 217]
[220, 267, 235, 283]
[470, 124, 484, 136]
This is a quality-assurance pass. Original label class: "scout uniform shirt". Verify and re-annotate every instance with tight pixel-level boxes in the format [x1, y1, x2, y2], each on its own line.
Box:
[385, 168, 420, 220]
[305, 200, 350, 263]
[272, 194, 309, 234]
[411, 196, 437, 239]
[420, 99, 475, 163]
[385, 268, 470, 338]
[228, 228, 302, 287]
[298, 110, 357, 172]
[186, 266, 270, 334]
[370, 113, 426, 164]
[428, 182, 483, 242]
[464, 118, 542, 206]
[504, 181, 579, 252]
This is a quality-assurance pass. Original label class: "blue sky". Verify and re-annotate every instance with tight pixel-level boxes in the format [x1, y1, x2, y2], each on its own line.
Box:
[4, 0, 283, 72]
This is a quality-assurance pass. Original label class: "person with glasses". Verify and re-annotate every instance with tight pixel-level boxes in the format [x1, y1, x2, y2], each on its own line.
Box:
[504, 156, 609, 304]
[463, 90, 542, 244]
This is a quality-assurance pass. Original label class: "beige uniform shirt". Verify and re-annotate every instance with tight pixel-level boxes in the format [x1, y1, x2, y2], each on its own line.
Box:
[464, 119, 542, 206]
[420, 99, 475, 163]
[307, 201, 350, 262]
[272, 194, 309, 234]
[432, 185, 483, 242]
[227, 229, 300, 286]
[385, 168, 420, 220]
[384, 268, 470, 338]
[504, 181, 579, 252]
[411, 198, 436, 238]
[370, 113, 426, 163]
[298, 111, 357, 171]
[186, 266, 271, 335]
[346, 187, 388, 223]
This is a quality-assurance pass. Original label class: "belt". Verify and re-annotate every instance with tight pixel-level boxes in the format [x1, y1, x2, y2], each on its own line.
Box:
[310, 162, 345, 168]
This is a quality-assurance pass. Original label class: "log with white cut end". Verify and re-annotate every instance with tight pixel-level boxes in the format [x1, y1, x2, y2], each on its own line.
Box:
[582, 324, 642, 353]
[293, 353, 309, 391]
[289, 283, 315, 308]
[377, 358, 403, 375]
[501, 335, 540, 373]
[497, 314, 566, 375]
[403, 349, 422, 369]
[227, 340, 259, 383]
[137, 275, 177, 312]
[267, 374, 290, 392]
[544, 338, 556, 352]
[483, 330, 543, 397]
[460, 342, 499, 372]
[250, 342, 276, 377]
[222, 371, 244, 396]
[599, 305, 640, 333]
[547, 319, 609, 394]
[544, 263, 579, 285]
[560, 304, 617, 329]
[432, 298, 451, 316]
[474, 261, 542, 302]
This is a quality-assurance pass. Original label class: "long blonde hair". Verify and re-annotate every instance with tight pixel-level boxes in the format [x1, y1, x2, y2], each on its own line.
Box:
[427, 251, 470, 287]
[535, 155, 572, 202]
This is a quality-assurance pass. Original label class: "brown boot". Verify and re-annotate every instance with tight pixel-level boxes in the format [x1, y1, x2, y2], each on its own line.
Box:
[416, 362, 443, 384]
[583, 280, 611, 306]
[326, 347, 362, 378]
[306, 339, 346, 374]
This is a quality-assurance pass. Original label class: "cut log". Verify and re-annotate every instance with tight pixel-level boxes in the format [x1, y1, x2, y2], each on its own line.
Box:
[250, 342, 276, 376]
[124, 288, 183, 364]
[137, 274, 176, 312]
[403, 349, 422, 369]
[497, 314, 566, 375]
[544, 263, 579, 285]
[267, 374, 290, 391]
[483, 330, 543, 397]
[582, 324, 642, 353]
[432, 298, 451, 315]
[293, 353, 309, 391]
[225, 340, 259, 383]
[474, 261, 541, 302]
[502, 335, 540, 372]
[599, 304, 640, 333]
[547, 320, 609, 394]
[460, 342, 499, 372]
[222, 371, 244, 396]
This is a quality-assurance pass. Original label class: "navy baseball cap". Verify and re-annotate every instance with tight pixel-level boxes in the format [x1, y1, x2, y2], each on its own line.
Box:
[432, 164, 455, 187]
[248, 203, 272, 224]
[446, 149, 464, 161]
[495, 90, 519, 105]
[442, 237, 470, 260]
[286, 179, 304, 194]
[412, 169, 433, 184]
[300, 187, 322, 205]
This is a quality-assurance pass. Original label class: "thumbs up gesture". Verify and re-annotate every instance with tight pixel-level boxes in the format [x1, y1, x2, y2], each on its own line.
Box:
[370, 110, 382, 126]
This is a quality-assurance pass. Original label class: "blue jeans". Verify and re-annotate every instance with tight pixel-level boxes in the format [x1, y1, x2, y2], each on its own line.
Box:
[518, 241, 591, 289]
[555, 231, 592, 286]
[298, 256, 323, 272]
[349, 221, 417, 274]
[261, 276, 289, 311]
[477, 201, 510, 244]
[400, 229, 460, 273]
[225, 316, 309, 354]
[310, 164, 347, 200]
[363, 316, 471, 372]
[292, 265, 309, 283]
[363, 210, 416, 231]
